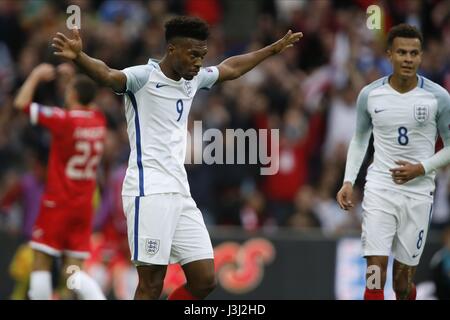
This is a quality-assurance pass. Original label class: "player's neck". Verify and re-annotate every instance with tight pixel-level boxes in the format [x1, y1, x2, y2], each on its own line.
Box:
[389, 74, 418, 94]
[159, 57, 181, 81]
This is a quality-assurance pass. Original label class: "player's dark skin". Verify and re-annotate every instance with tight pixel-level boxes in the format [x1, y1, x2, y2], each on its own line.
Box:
[52, 27, 302, 299]
[337, 37, 424, 299]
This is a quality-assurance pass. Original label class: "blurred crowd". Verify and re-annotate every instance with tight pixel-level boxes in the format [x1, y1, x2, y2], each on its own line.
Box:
[1, 0, 450, 244]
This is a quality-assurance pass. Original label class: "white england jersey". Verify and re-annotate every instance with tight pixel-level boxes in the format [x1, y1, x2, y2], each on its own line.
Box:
[350, 75, 450, 200]
[121, 59, 219, 196]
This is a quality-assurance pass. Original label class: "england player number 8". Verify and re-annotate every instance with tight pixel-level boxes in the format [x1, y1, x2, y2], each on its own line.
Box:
[397, 126, 409, 146]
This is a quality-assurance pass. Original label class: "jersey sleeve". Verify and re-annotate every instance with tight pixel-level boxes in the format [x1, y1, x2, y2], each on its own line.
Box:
[122, 65, 153, 94]
[343, 85, 373, 184]
[196, 66, 219, 91]
[436, 89, 450, 146]
[420, 87, 450, 173]
[24, 102, 68, 135]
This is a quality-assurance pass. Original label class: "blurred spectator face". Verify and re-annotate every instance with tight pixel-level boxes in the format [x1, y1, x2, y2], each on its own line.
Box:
[247, 191, 265, 214]
[283, 108, 305, 143]
[388, 37, 422, 80]
[148, 0, 167, 19]
[169, 38, 208, 80]
[17, 47, 39, 78]
[294, 185, 315, 211]
[406, 0, 422, 15]
[342, 84, 357, 106]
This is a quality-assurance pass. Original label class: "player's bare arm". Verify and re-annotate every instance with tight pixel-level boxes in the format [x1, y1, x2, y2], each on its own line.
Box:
[14, 63, 56, 110]
[336, 182, 354, 211]
[52, 28, 127, 93]
[216, 30, 303, 83]
[390, 160, 426, 184]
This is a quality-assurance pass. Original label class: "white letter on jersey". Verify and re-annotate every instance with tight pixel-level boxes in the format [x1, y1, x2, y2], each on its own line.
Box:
[366, 5, 381, 30]
[66, 5, 81, 30]
[366, 265, 382, 290]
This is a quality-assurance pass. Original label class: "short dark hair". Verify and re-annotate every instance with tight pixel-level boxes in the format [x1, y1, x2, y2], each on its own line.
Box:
[387, 23, 423, 49]
[165, 16, 210, 42]
[72, 74, 97, 105]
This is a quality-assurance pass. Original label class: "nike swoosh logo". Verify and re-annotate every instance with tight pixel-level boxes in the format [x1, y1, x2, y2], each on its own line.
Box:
[374, 109, 386, 113]
[412, 253, 419, 258]
[156, 83, 169, 88]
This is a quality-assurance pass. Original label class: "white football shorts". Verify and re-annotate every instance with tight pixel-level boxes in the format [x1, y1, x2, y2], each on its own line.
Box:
[122, 193, 214, 266]
[361, 187, 433, 266]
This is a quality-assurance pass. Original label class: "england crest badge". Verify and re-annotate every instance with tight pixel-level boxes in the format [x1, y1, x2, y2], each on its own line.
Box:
[184, 81, 192, 96]
[145, 239, 160, 255]
[414, 105, 429, 123]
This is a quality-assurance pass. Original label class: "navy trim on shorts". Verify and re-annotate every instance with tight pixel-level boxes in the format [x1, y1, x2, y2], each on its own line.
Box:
[134, 196, 140, 261]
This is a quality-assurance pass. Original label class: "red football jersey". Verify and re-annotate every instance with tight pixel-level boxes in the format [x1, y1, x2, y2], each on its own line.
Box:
[25, 102, 106, 208]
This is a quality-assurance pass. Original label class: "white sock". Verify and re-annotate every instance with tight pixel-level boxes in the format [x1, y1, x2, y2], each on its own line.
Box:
[88, 264, 110, 293]
[29, 271, 52, 300]
[67, 271, 106, 300]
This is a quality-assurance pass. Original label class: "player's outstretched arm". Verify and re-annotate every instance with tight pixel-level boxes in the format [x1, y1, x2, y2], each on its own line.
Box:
[14, 63, 56, 110]
[216, 30, 303, 83]
[52, 28, 127, 93]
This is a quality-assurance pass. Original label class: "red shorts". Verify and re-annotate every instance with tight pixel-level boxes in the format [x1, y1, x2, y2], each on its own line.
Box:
[30, 198, 94, 259]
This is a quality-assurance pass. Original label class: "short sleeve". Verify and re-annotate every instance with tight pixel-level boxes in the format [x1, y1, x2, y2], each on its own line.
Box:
[196, 66, 219, 91]
[122, 65, 153, 94]
[24, 102, 68, 135]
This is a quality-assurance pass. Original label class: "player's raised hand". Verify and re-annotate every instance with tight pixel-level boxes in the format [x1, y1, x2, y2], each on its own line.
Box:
[337, 182, 354, 211]
[271, 30, 303, 54]
[52, 28, 83, 60]
[31, 63, 56, 82]
[389, 160, 425, 184]
[14, 63, 56, 110]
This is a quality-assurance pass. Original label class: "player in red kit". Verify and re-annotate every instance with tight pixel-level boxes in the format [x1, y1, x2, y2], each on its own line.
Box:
[14, 63, 106, 300]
